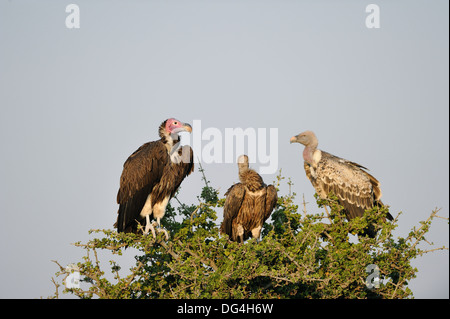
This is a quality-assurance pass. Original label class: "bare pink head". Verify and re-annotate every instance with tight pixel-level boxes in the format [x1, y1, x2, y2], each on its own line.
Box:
[165, 118, 192, 134]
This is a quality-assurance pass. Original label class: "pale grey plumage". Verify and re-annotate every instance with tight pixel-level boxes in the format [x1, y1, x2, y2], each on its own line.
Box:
[290, 131, 392, 237]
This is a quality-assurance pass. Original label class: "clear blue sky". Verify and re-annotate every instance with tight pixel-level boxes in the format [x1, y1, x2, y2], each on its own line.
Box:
[0, 0, 448, 298]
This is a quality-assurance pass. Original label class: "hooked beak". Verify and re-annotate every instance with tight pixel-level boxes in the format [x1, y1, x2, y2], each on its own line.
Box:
[290, 136, 298, 144]
[172, 123, 192, 134]
[182, 123, 192, 133]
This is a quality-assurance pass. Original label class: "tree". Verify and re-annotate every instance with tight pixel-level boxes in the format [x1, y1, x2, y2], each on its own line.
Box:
[51, 168, 448, 299]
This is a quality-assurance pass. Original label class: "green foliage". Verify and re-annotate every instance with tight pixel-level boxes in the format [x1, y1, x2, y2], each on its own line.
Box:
[51, 169, 447, 299]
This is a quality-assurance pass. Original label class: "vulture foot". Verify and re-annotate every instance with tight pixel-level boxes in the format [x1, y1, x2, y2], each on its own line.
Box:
[155, 225, 169, 241]
[144, 221, 169, 240]
[143, 221, 157, 238]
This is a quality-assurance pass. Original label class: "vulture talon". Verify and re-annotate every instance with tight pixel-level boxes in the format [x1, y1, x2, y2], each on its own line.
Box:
[143, 220, 169, 240]
[144, 222, 156, 238]
[156, 227, 169, 241]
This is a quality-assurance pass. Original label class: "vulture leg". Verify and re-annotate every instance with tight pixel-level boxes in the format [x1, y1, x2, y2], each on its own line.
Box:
[151, 199, 170, 240]
[251, 226, 262, 243]
[236, 224, 244, 243]
[144, 215, 157, 238]
[155, 217, 169, 241]
[142, 218, 169, 240]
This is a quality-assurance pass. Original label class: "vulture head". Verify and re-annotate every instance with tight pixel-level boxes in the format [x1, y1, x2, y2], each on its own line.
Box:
[290, 130, 318, 147]
[290, 130, 320, 165]
[162, 118, 192, 135]
[159, 118, 192, 145]
[237, 154, 264, 191]
[237, 154, 249, 171]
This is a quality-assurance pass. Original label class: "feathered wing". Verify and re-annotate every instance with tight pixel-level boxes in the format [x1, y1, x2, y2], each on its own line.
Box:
[116, 143, 194, 233]
[175, 145, 195, 188]
[305, 151, 382, 220]
[220, 183, 246, 239]
[115, 141, 168, 233]
[264, 185, 278, 221]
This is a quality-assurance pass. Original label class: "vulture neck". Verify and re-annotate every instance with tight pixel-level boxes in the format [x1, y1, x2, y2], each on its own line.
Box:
[238, 163, 249, 181]
[158, 121, 180, 154]
[163, 133, 181, 155]
[239, 166, 264, 192]
[303, 143, 320, 166]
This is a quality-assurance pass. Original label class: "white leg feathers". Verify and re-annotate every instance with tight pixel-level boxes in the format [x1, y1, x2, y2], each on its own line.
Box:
[138, 196, 170, 240]
[251, 226, 262, 242]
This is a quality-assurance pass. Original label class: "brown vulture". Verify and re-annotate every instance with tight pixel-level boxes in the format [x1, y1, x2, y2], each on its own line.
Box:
[220, 155, 278, 243]
[290, 131, 393, 237]
[114, 118, 194, 238]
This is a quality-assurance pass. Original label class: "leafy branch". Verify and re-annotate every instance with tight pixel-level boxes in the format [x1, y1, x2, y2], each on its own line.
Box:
[50, 168, 448, 299]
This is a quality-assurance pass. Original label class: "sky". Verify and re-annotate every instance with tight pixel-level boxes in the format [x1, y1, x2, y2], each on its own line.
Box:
[0, 0, 448, 298]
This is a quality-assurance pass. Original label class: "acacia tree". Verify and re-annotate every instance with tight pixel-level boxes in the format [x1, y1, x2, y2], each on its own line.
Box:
[51, 169, 447, 299]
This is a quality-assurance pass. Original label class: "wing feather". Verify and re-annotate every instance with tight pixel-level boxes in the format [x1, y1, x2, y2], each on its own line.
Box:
[115, 141, 168, 232]
[313, 151, 375, 219]
[220, 183, 246, 238]
[264, 185, 278, 221]
[304, 162, 313, 183]
[117, 141, 168, 204]
[177, 145, 195, 182]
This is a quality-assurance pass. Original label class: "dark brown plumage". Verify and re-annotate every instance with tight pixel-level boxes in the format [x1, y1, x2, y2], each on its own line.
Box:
[220, 155, 278, 243]
[290, 131, 392, 238]
[114, 118, 194, 236]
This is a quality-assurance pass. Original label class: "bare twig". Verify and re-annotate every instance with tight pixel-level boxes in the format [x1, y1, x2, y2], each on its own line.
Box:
[323, 205, 332, 223]
[51, 260, 66, 272]
[158, 239, 180, 260]
[410, 208, 441, 250]
[50, 277, 60, 299]
[190, 204, 202, 224]
[124, 261, 144, 289]
[417, 246, 449, 256]
[198, 161, 210, 188]
[302, 194, 308, 218]
[177, 240, 218, 271]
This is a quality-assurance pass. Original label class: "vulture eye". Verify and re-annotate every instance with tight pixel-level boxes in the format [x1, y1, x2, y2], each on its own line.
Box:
[173, 121, 178, 125]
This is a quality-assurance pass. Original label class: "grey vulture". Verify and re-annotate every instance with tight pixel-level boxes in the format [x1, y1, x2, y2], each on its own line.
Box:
[290, 130, 392, 237]
[220, 155, 278, 243]
[114, 118, 194, 238]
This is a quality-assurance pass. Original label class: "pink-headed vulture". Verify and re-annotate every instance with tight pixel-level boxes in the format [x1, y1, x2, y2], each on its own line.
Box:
[114, 118, 194, 238]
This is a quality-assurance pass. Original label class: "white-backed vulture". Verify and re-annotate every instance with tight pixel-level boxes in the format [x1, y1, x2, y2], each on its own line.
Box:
[220, 155, 278, 243]
[290, 131, 392, 237]
[114, 118, 194, 238]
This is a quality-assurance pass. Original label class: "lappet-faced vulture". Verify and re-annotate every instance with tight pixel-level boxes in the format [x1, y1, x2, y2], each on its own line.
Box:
[114, 118, 194, 238]
[220, 155, 278, 243]
[290, 131, 392, 237]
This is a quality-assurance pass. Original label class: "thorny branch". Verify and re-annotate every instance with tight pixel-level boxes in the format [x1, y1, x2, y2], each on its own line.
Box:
[50, 170, 448, 299]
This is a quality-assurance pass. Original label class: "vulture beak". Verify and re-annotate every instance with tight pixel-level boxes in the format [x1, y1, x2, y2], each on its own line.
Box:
[290, 136, 298, 144]
[182, 123, 192, 133]
[172, 123, 192, 134]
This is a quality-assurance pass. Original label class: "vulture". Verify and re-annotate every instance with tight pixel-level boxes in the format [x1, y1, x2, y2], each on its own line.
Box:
[290, 131, 392, 237]
[114, 118, 194, 238]
[220, 155, 278, 243]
